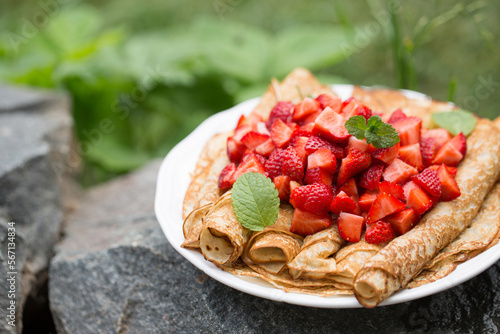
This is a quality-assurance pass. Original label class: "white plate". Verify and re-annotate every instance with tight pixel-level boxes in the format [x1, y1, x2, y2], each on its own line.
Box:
[154, 85, 500, 308]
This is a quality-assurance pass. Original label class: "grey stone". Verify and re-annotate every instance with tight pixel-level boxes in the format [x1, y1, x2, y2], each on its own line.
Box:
[0, 85, 72, 332]
[50, 159, 500, 334]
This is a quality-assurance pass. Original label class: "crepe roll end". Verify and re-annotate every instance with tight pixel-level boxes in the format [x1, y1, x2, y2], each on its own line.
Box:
[353, 269, 399, 308]
[200, 228, 237, 266]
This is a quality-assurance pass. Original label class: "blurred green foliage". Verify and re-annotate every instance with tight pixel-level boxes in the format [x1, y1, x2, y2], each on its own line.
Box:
[0, 0, 498, 185]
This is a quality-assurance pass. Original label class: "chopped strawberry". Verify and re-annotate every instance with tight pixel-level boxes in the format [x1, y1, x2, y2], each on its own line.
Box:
[315, 94, 342, 112]
[330, 191, 357, 214]
[367, 192, 406, 224]
[233, 124, 252, 142]
[299, 122, 316, 132]
[266, 101, 293, 130]
[385, 208, 420, 235]
[337, 147, 372, 186]
[264, 148, 286, 180]
[290, 183, 333, 214]
[436, 164, 461, 201]
[365, 221, 395, 244]
[411, 168, 442, 198]
[340, 98, 362, 119]
[254, 138, 276, 157]
[449, 133, 467, 156]
[255, 122, 271, 136]
[421, 128, 451, 150]
[231, 154, 266, 183]
[383, 158, 418, 184]
[379, 181, 406, 202]
[290, 180, 301, 194]
[293, 97, 321, 121]
[290, 208, 332, 236]
[242, 153, 266, 165]
[218, 163, 236, 189]
[368, 142, 400, 164]
[402, 180, 420, 201]
[420, 137, 437, 167]
[432, 141, 463, 166]
[227, 136, 247, 163]
[359, 190, 379, 212]
[357, 105, 373, 120]
[305, 136, 345, 159]
[407, 187, 434, 215]
[338, 212, 365, 242]
[291, 136, 309, 165]
[240, 131, 270, 151]
[300, 110, 323, 125]
[313, 107, 351, 144]
[392, 116, 422, 146]
[282, 146, 305, 181]
[428, 164, 457, 177]
[359, 164, 385, 190]
[388, 109, 408, 124]
[270, 119, 296, 148]
[348, 136, 368, 152]
[398, 143, 423, 170]
[273, 175, 292, 201]
[307, 147, 337, 173]
[341, 97, 355, 110]
[236, 114, 247, 128]
[304, 167, 333, 186]
[339, 178, 359, 200]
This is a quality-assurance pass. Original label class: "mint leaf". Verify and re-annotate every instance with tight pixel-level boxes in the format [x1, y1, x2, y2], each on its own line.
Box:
[432, 110, 477, 136]
[231, 173, 280, 232]
[345, 115, 367, 140]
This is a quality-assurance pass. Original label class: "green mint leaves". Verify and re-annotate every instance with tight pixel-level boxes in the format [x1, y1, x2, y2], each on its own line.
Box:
[432, 109, 476, 136]
[231, 173, 280, 232]
[345, 115, 400, 148]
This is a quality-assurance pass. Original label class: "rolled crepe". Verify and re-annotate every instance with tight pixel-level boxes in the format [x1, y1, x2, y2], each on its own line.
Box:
[242, 204, 303, 274]
[199, 192, 253, 265]
[353, 119, 500, 308]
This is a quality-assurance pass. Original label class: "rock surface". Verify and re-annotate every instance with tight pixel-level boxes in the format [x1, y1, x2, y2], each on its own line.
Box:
[50, 159, 500, 334]
[0, 85, 72, 333]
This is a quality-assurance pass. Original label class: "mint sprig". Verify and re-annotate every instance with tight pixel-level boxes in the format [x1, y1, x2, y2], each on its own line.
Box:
[345, 115, 400, 148]
[231, 173, 280, 232]
[432, 109, 476, 136]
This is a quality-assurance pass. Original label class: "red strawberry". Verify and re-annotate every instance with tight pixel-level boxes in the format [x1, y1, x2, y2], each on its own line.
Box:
[290, 183, 334, 214]
[338, 212, 365, 242]
[242, 153, 266, 165]
[436, 164, 461, 201]
[307, 147, 337, 173]
[231, 154, 266, 183]
[330, 191, 357, 214]
[305, 136, 345, 159]
[428, 164, 457, 177]
[227, 136, 247, 163]
[341, 97, 355, 110]
[379, 181, 406, 202]
[264, 148, 286, 180]
[337, 147, 372, 186]
[420, 137, 437, 167]
[398, 143, 423, 170]
[449, 133, 467, 156]
[368, 142, 400, 164]
[290, 208, 332, 236]
[421, 128, 451, 150]
[233, 124, 253, 141]
[282, 146, 305, 181]
[313, 107, 351, 143]
[293, 97, 321, 121]
[290, 180, 301, 194]
[315, 94, 342, 112]
[407, 187, 434, 215]
[340, 98, 362, 119]
[348, 136, 368, 153]
[388, 109, 408, 124]
[291, 135, 310, 165]
[359, 190, 379, 212]
[255, 138, 276, 157]
[402, 180, 420, 201]
[266, 101, 293, 130]
[359, 164, 385, 190]
[240, 131, 270, 150]
[270, 119, 296, 148]
[357, 105, 373, 120]
[367, 192, 406, 224]
[385, 208, 420, 235]
[432, 141, 463, 166]
[392, 116, 422, 146]
[411, 168, 442, 198]
[383, 158, 418, 184]
[300, 110, 323, 125]
[339, 178, 359, 200]
[304, 167, 333, 186]
[218, 163, 236, 189]
[273, 175, 292, 201]
[365, 221, 395, 244]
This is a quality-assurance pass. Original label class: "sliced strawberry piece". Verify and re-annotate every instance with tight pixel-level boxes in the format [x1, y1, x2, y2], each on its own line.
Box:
[341, 97, 355, 110]
[383, 158, 418, 184]
[282, 146, 305, 181]
[264, 148, 286, 180]
[227, 136, 247, 163]
[305, 136, 345, 159]
[339, 178, 359, 200]
[388, 109, 408, 124]
[402, 180, 420, 201]
[273, 175, 292, 201]
[236, 114, 247, 128]
[432, 141, 463, 166]
[266, 101, 293, 130]
[367, 192, 406, 224]
[407, 187, 434, 215]
[398, 143, 423, 170]
[330, 191, 357, 214]
[337, 147, 372, 186]
[270, 119, 295, 148]
[233, 124, 252, 142]
[242, 153, 266, 165]
[436, 164, 461, 201]
[290, 180, 301, 194]
[420, 137, 437, 167]
[340, 98, 362, 119]
[449, 132, 467, 156]
[359, 164, 385, 190]
[293, 97, 320, 121]
[240, 131, 270, 151]
[290, 208, 332, 236]
[338, 212, 365, 242]
[304, 167, 333, 186]
[254, 138, 276, 157]
[315, 94, 342, 112]
[379, 181, 406, 202]
[365, 221, 395, 244]
[218, 163, 236, 189]
[313, 107, 351, 144]
[300, 110, 323, 125]
[385, 208, 420, 235]
[357, 105, 373, 120]
[359, 190, 379, 213]
[421, 128, 451, 150]
[428, 164, 457, 177]
[290, 183, 333, 214]
[231, 154, 266, 184]
[307, 147, 337, 173]
[392, 116, 422, 146]
[411, 168, 442, 198]
[348, 136, 368, 153]
[291, 135, 309, 165]
[368, 142, 400, 164]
